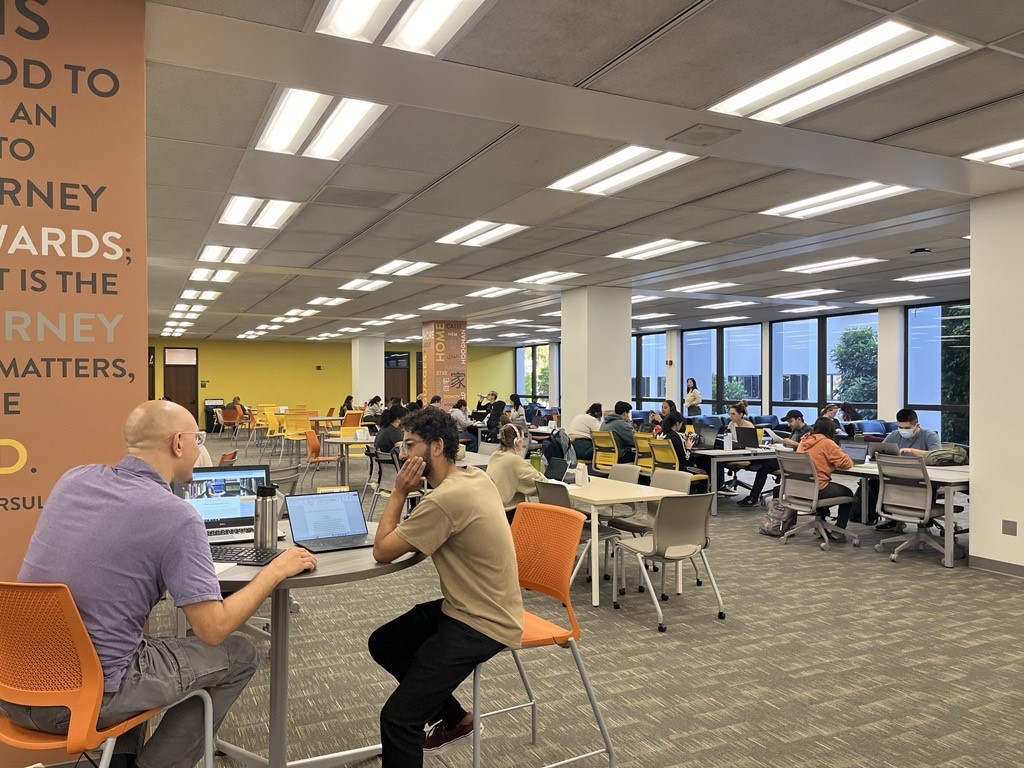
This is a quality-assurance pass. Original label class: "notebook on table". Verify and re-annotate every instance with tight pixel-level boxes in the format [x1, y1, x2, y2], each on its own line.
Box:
[174, 465, 272, 543]
[286, 491, 373, 553]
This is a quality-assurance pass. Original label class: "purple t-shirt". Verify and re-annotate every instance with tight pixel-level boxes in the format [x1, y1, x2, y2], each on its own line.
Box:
[19, 456, 223, 692]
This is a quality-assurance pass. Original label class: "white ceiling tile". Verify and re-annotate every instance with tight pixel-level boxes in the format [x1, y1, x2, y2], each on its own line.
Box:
[457, 128, 622, 186]
[147, 185, 224, 222]
[287, 204, 383, 235]
[548, 198, 676, 231]
[899, 0, 1024, 44]
[484, 189, 593, 225]
[147, 137, 243, 192]
[149, 0, 316, 30]
[403, 177, 534, 218]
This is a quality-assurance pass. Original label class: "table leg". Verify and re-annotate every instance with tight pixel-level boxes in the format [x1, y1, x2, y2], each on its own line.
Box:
[590, 504, 600, 607]
[343, 446, 351, 487]
[943, 486, 955, 568]
[709, 458, 718, 516]
[860, 478, 868, 525]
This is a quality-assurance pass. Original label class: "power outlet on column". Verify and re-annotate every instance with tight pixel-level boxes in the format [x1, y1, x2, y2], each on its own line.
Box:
[1002, 520, 1017, 536]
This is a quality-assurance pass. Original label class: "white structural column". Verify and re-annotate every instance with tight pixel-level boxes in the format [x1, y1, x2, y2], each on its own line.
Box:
[760, 322, 771, 414]
[876, 306, 905, 419]
[548, 343, 561, 410]
[970, 189, 1024, 575]
[665, 330, 681, 407]
[351, 336, 385, 405]
[561, 287, 632, 421]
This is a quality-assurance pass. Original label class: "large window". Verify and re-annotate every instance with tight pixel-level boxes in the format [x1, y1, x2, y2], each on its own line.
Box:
[631, 333, 667, 409]
[723, 324, 762, 415]
[906, 303, 969, 443]
[770, 312, 878, 420]
[515, 344, 550, 405]
[682, 329, 716, 415]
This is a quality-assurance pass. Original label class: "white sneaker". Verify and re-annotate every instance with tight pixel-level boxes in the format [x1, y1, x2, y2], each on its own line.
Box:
[717, 488, 739, 497]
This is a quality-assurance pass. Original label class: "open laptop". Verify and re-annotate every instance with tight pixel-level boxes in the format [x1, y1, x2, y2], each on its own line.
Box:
[698, 424, 720, 449]
[544, 456, 577, 481]
[734, 426, 760, 449]
[868, 441, 900, 459]
[286, 490, 372, 553]
[842, 442, 869, 463]
[174, 465, 270, 543]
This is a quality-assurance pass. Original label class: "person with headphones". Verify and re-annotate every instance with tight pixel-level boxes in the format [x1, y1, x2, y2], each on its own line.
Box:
[485, 423, 545, 524]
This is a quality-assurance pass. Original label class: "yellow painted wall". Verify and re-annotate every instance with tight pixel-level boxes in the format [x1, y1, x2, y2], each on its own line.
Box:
[384, 343, 515, 402]
[149, 338, 352, 418]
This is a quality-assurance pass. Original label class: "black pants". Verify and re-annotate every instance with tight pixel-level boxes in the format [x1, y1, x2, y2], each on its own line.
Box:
[746, 459, 780, 498]
[368, 599, 506, 768]
[817, 481, 853, 528]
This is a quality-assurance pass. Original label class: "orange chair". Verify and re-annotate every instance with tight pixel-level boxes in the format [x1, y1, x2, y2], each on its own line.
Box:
[300, 430, 343, 488]
[0, 582, 213, 768]
[466, 503, 615, 767]
[341, 410, 363, 427]
[220, 405, 244, 439]
[218, 450, 238, 467]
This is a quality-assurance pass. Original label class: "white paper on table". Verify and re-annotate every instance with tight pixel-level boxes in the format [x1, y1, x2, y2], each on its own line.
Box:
[214, 562, 235, 575]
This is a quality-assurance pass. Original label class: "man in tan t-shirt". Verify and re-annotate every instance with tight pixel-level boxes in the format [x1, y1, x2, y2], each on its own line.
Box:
[371, 407, 523, 767]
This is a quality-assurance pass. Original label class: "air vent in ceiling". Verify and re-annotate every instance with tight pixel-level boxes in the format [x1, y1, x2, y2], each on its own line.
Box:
[667, 123, 740, 148]
[726, 233, 804, 248]
[314, 187, 403, 208]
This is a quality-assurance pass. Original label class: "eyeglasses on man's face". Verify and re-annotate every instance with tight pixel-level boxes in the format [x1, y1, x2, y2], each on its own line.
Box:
[169, 431, 206, 447]
[398, 437, 427, 454]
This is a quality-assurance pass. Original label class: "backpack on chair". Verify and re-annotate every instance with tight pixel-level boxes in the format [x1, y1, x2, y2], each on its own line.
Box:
[758, 499, 797, 537]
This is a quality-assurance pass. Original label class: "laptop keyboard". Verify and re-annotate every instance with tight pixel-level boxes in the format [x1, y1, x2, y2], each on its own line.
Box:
[210, 545, 281, 566]
[207, 527, 253, 538]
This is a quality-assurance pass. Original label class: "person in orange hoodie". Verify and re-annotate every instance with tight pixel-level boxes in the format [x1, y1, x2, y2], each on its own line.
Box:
[797, 417, 855, 541]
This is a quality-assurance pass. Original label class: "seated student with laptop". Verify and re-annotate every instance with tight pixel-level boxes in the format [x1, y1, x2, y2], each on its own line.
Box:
[369, 407, 523, 765]
[0, 401, 316, 768]
[738, 409, 812, 507]
[870, 408, 943, 531]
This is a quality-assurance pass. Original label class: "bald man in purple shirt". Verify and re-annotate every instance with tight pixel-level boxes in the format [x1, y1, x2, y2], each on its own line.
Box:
[0, 401, 317, 768]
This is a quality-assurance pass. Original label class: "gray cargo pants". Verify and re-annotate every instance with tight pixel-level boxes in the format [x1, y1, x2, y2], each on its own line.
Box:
[0, 635, 258, 768]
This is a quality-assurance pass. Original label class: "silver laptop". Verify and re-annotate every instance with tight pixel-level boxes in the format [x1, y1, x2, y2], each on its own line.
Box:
[842, 442, 868, 463]
[286, 491, 372, 553]
[175, 465, 270, 543]
[868, 442, 900, 459]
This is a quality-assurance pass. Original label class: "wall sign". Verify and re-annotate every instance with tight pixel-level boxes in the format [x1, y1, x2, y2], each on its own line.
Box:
[0, 1, 147, 582]
[422, 320, 467, 408]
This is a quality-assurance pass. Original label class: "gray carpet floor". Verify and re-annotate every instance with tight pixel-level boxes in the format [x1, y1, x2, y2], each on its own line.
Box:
[165, 433, 1023, 767]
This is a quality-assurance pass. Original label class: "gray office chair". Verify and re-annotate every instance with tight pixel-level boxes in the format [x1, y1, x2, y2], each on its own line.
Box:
[366, 449, 423, 522]
[608, 469, 693, 536]
[534, 480, 619, 584]
[776, 451, 858, 551]
[873, 454, 948, 563]
[477, 441, 499, 457]
[600, 463, 642, 520]
[611, 493, 724, 631]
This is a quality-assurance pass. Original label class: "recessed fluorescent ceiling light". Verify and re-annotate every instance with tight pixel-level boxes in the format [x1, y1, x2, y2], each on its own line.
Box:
[710, 21, 968, 123]
[335, 327, 362, 333]
[339, 278, 391, 291]
[962, 138, 1024, 168]
[857, 295, 930, 305]
[419, 302, 462, 311]
[640, 324, 674, 330]
[516, 271, 582, 285]
[467, 287, 519, 298]
[606, 239, 707, 260]
[181, 290, 221, 301]
[304, 98, 387, 161]
[768, 288, 841, 299]
[253, 200, 301, 229]
[219, 196, 262, 226]
[632, 313, 672, 320]
[493, 318, 529, 325]
[384, 313, 419, 320]
[316, 0, 402, 41]
[362, 319, 393, 326]
[308, 296, 350, 306]
[498, 332, 527, 338]
[548, 145, 699, 195]
[468, 338, 493, 343]
[541, 311, 562, 317]
[701, 315, 749, 323]
[780, 305, 841, 314]
[669, 281, 738, 293]
[896, 269, 970, 282]
[256, 88, 332, 154]
[631, 295, 659, 304]
[372, 260, 435, 276]
[437, 221, 528, 246]
[698, 301, 757, 310]
[783, 257, 883, 274]
[468, 324, 496, 330]
[219, 196, 300, 229]
[383, 0, 487, 57]
[189, 268, 237, 283]
[962, 235, 971, 240]
[762, 182, 912, 218]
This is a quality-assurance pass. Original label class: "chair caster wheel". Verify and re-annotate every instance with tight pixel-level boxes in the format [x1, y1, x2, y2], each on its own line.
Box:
[652, 565, 659, 572]
[215, 750, 226, 757]
[290, 602, 302, 614]
[660, 594, 668, 601]
[585, 575, 592, 583]
[637, 585, 645, 593]
[851, 537, 860, 547]
[820, 542, 830, 551]
[695, 579, 702, 586]
[718, 611, 726, 620]
[260, 623, 270, 633]
[780, 537, 788, 545]
[890, 554, 899, 563]
[955, 545, 968, 560]
[657, 624, 667, 633]
[874, 544, 884, 553]
[617, 588, 625, 596]
[603, 573, 610, 581]
[613, 602, 620, 610]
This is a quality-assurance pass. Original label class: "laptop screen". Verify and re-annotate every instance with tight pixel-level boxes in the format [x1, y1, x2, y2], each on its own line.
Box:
[286, 491, 368, 541]
[842, 443, 868, 463]
[734, 426, 759, 449]
[698, 425, 720, 447]
[174, 465, 269, 529]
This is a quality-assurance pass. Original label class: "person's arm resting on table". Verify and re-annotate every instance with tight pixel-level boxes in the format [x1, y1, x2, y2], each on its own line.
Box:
[373, 455, 425, 563]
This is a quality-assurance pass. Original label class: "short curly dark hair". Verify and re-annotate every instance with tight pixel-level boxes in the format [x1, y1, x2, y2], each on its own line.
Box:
[401, 407, 459, 461]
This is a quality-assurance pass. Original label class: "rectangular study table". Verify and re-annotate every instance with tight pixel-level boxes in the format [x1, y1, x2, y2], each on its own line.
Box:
[456, 451, 490, 468]
[833, 463, 969, 568]
[322, 436, 374, 485]
[566, 476, 686, 606]
[691, 447, 785, 516]
[215, 525, 424, 768]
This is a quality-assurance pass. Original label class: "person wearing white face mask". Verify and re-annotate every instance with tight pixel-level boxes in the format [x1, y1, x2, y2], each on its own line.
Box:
[871, 408, 942, 531]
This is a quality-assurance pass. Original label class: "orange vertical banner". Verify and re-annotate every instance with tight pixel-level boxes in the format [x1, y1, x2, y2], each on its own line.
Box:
[422, 320, 467, 408]
[0, 0, 147, 598]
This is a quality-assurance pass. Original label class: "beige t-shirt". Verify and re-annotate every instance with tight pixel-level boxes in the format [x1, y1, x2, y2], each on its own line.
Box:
[395, 467, 524, 648]
[486, 450, 545, 511]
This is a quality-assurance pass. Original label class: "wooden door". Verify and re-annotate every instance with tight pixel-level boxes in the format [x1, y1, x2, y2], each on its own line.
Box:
[385, 367, 409, 404]
[163, 347, 199, 418]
